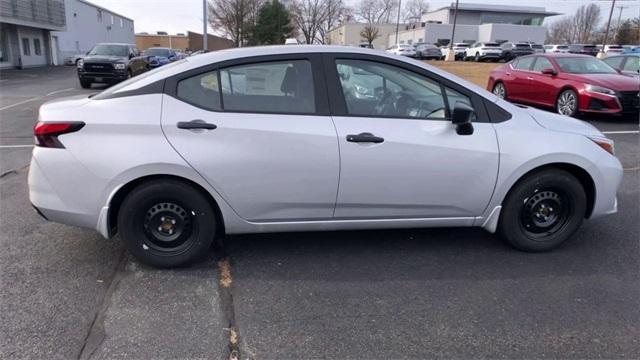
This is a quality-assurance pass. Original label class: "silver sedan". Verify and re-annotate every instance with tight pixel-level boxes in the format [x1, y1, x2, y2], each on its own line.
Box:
[29, 46, 622, 267]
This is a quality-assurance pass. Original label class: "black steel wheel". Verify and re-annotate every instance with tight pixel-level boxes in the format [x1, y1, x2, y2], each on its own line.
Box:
[118, 179, 217, 268]
[498, 168, 587, 252]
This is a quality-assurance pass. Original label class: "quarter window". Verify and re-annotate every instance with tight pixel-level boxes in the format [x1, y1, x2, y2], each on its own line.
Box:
[335, 59, 470, 120]
[220, 60, 315, 114]
[622, 57, 639, 72]
[532, 57, 553, 72]
[177, 70, 221, 111]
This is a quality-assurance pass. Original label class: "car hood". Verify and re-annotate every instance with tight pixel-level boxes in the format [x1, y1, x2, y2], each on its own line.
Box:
[563, 73, 640, 91]
[84, 55, 127, 63]
[524, 106, 603, 137]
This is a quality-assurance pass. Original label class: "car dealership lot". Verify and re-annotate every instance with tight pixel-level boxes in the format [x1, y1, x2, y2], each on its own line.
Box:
[1, 66, 638, 359]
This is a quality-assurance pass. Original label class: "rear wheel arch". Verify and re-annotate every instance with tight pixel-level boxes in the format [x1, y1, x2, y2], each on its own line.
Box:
[501, 163, 596, 219]
[107, 174, 225, 238]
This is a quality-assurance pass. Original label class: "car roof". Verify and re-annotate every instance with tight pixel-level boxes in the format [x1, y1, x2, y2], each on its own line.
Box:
[94, 43, 132, 46]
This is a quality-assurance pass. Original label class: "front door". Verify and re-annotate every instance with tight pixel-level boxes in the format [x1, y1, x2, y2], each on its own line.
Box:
[326, 56, 499, 219]
[161, 56, 340, 221]
[528, 56, 559, 107]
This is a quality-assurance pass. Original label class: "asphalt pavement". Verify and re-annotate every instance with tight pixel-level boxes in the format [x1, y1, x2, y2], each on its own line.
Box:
[0, 66, 638, 359]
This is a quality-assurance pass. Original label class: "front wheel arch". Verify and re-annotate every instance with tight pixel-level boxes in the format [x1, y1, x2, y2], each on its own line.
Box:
[108, 174, 225, 238]
[501, 163, 596, 219]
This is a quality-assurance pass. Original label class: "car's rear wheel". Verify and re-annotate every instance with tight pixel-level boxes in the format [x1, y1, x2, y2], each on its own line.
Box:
[118, 179, 216, 268]
[492, 82, 507, 99]
[498, 169, 586, 252]
[557, 89, 578, 117]
[79, 79, 91, 89]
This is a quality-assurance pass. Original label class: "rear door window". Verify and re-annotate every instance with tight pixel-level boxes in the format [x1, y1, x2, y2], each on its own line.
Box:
[220, 60, 315, 114]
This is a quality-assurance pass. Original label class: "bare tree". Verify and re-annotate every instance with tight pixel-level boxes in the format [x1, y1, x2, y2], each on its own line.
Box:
[317, 0, 346, 44]
[290, 0, 325, 44]
[402, 0, 428, 23]
[355, 0, 396, 24]
[573, 3, 601, 43]
[360, 24, 380, 45]
[208, 0, 262, 46]
[546, 17, 575, 44]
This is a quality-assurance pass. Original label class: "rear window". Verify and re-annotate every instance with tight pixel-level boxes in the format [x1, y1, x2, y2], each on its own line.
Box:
[484, 43, 500, 47]
[515, 44, 530, 48]
[531, 44, 543, 49]
[583, 45, 597, 49]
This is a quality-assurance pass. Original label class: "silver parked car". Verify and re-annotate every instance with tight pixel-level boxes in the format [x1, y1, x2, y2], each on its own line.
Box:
[29, 46, 622, 267]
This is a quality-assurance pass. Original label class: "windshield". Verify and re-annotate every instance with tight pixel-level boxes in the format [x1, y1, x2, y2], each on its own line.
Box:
[555, 57, 617, 74]
[143, 48, 171, 57]
[88, 44, 128, 57]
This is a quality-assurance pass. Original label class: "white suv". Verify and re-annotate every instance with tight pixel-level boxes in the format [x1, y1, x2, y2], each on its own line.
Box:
[544, 44, 570, 53]
[386, 44, 417, 57]
[464, 42, 502, 62]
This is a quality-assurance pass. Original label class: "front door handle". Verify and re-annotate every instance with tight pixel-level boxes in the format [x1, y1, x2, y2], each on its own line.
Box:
[526, 76, 534, 80]
[177, 119, 217, 130]
[346, 132, 384, 143]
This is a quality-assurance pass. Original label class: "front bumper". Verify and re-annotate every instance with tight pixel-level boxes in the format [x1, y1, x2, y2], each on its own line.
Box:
[77, 70, 128, 83]
[579, 90, 640, 116]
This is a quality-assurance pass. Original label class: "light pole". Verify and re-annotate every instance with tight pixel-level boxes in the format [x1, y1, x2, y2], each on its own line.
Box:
[445, 0, 459, 61]
[394, 0, 402, 45]
[598, 0, 616, 58]
[203, 0, 208, 51]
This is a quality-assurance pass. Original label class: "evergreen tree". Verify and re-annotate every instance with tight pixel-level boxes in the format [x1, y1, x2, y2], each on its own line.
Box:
[249, 0, 293, 45]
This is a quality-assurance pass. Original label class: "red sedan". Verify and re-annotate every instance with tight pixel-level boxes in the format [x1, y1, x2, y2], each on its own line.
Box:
[487, 54, 640, 118]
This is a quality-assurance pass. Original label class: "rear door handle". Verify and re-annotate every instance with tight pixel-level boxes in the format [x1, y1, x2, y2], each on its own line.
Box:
[346, 132, 384, 143]
[505, 72, 511, 76]
[177, 119, 217, 130]
[526, 76, 534, 80]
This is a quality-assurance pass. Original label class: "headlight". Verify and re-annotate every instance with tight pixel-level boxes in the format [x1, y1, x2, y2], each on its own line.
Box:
[113, 63, 126, 70]
[76, 59, 83, 68]
[585, 84, 616, 96]
[588, 136, 615, 155]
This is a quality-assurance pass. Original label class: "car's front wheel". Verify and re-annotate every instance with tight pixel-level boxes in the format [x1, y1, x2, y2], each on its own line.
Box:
[557, 89, 578, 117]
[498, 168, 586, 252]
[118, 179, 217, 268]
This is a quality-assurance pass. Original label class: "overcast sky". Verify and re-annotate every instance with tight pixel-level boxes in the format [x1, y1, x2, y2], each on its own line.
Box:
[89, 0, 639, 35]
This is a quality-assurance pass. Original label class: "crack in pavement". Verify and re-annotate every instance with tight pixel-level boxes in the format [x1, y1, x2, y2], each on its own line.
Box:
[77, 250, 128, 360]
[214, 239, 242, 360]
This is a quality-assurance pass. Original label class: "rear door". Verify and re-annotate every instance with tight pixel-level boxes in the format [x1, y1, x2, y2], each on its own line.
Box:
[325, 54, 499, 219]
[161, 54, 340, 221]
[507, 56, 535, 102]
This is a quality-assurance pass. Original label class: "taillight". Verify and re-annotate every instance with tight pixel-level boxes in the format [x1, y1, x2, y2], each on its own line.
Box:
[34, 121, 85, 148]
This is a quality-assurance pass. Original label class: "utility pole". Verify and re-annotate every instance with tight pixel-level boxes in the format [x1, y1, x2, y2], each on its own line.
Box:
[203, 0, 208, 51]
[598, 0, 616, 58]
[394, 0, 402, 45]
[445, 0, 459, 61]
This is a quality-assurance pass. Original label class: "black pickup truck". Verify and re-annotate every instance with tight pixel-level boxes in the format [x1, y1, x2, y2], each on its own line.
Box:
[77, 43, 149, 88]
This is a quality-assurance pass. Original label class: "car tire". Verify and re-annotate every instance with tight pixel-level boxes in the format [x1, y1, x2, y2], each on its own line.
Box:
[118, 179, 217, 268]
[475, 53, 480, 62]
[79, 79, 92, 89]
[556, 89, 578, 117]
[492, 82, 507, 99]
[127, 69, 133, 79]
[498, 168, 587, 252]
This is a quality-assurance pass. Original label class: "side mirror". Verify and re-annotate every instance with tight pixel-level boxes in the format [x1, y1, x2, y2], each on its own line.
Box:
[451, 101, 474, 135]
[542, 68, 556, 75]
[129, 53, 134, 59]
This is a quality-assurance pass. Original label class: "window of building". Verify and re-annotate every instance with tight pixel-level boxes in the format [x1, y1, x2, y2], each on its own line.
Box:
[97, 10, 102, 22]
[110, 15, 114, 25]
[22, 38, 30, 56]
[75, 41, 80, 51]
[33, 38, 41, 56]
[418, 38, 423, 43]
[334, 59, 470, 120]
[407, 39, 413, 45]
[220, 60, 316, 114]
[177, 70, 221, 111]
[120, 18, 124, 27]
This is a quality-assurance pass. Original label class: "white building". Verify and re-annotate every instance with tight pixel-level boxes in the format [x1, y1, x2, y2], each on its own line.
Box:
[327, 23, 405, 50]
[0, 0, 67, 69]
[52, 0, 135, 65]
[388, 3, 560, 47]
